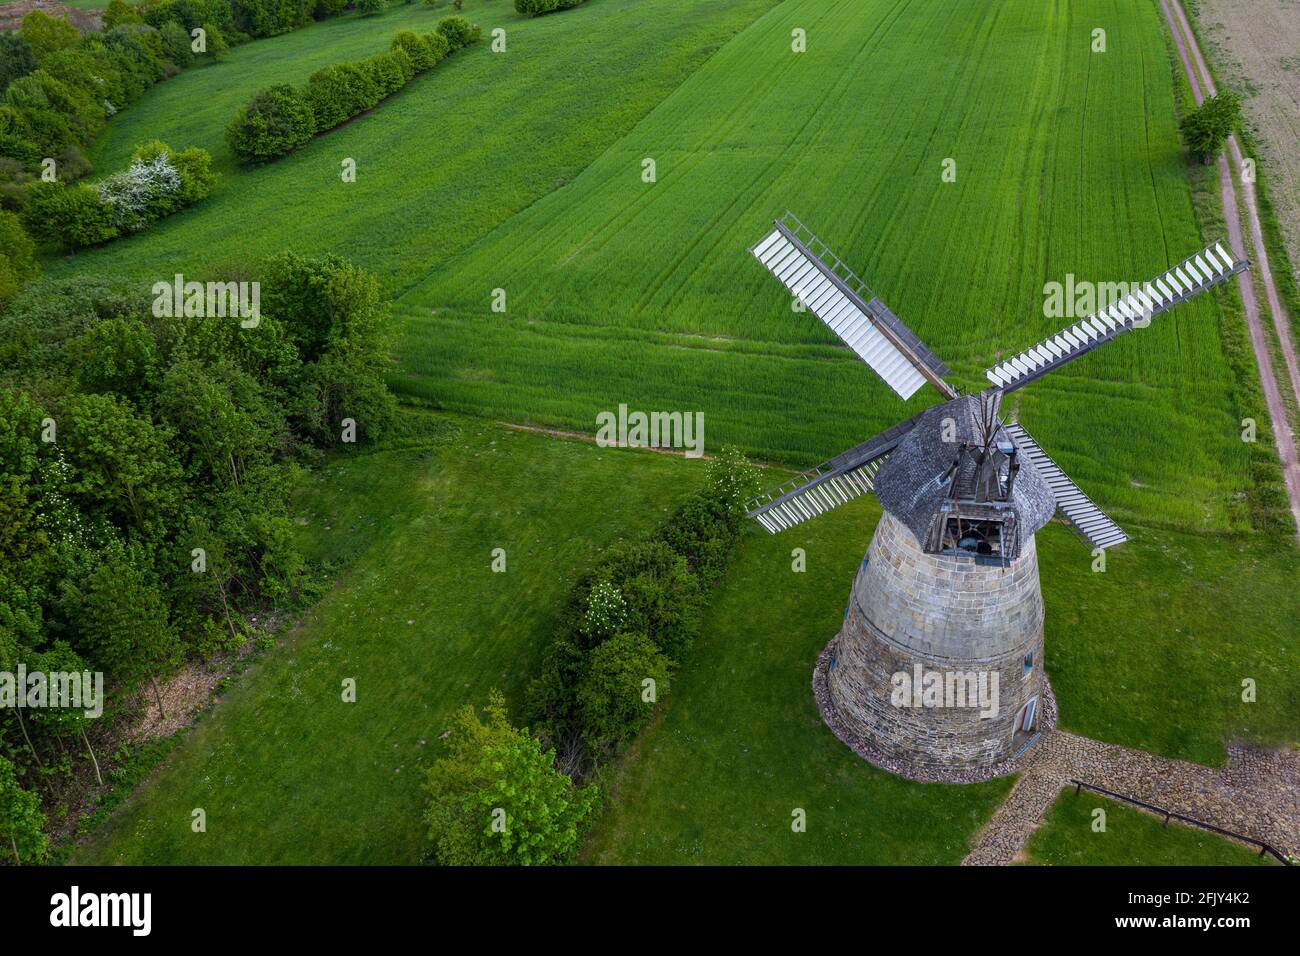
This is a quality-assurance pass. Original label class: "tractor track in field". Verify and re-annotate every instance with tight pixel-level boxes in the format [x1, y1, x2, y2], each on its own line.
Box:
[1160, 0, 1300, 540]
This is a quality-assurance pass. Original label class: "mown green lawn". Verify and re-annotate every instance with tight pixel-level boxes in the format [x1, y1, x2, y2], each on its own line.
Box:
[584, 495, 1299, 862]
[72, 417, 1298, 864]
[1021, 790, 1280, 866]
[72, 417, 700, 864]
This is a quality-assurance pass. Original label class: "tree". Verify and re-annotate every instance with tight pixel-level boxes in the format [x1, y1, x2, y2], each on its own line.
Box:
[67, 548, 182, 718]
[423, 691, 599, 865]
[159, 21, 196, 69]
[27, 642, 103, 786]
[355, 0, 385, 16]
[1180, 91, 1242, 164]
[576, 631, 671, 751]
[19, 10, 80, 62]
[0, 33, 37, 91]
[56, 392, 183, 541]
[103, 0, 146, 29]
[0, 755, 46, 864]
[226, 84, 316, 163]
[20, 182, 119, 253]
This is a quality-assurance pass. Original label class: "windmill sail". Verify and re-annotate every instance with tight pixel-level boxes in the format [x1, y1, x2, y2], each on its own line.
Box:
[751, 213, 956, 401]
[1004, 422, 1127, 551]
[746, 414, 924, 534]
[985, 241, 1248, 392]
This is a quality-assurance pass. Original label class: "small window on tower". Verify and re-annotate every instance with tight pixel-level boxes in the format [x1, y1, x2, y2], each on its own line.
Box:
[1023, 651, 1033, 678]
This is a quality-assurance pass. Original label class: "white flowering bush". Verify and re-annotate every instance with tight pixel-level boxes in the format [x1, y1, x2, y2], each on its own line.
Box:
[95, 153, 181, 232]
[583, 581, 627, 638]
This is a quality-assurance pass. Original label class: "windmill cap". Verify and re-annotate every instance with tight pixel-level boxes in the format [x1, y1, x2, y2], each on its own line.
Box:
[872, 395, 1056, 557]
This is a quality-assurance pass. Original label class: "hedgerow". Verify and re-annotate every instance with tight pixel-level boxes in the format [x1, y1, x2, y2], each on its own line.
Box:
[525, 447, 759, 772]
[229, 18, 480, 163]
[514, 0, 588, 17]
[20, 142, 216, 252]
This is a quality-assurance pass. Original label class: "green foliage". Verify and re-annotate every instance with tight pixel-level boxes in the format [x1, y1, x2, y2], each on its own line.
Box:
[226, 83, 316, 163]
[435, 14, 480, 49]
[576, 631, 671, 751]
[200, 22, 231, 61]
[0, 755, 47, 864]
[0, 209, 39, 309]
[514, 0, 586, 17]
[526, 448, 754, 765]
[1180, 91, 1242, 163]
[21, 182, 118, 253]
[103, 0, 146, 30]
[19, 10, 81, 62]
[159, 20, 197, 69]
[0, 33, 38, 91]
[391, 30, 436, 73]
[355, 0, 386, 15]
[422, 690, 600, 865]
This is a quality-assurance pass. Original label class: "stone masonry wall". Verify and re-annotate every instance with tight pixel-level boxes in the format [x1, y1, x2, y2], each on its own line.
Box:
[826, 512, 1047, 776]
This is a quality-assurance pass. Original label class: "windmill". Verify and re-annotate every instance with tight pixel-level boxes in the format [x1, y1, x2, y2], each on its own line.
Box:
[746, 211, 1249, 782]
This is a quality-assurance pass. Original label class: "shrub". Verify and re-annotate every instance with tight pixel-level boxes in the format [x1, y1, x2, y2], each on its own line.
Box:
[422, 691, 600, 866]
[576, 631, 671, 751]
[391, 30, 436, 73]
[0, 213, 28, 266]
[19, 10, 80, 62]
[226, 84, 316, 163]
[313, 0, 348, 17]
[95, 151, 182, 231]
[355, 0, 385, 15]
[200, 22, 231, 60]
[0, 33, 37, 91]
[21, 181, 117, 252]
[103, 0, 145, 29]
[363, 51, 406, 97]
[435, 14, 480, 49]
[515, 0, 586, 16]
[422, 29, 450, 64]
[131, 140, 218, 207]
[159, 20, 196, 69]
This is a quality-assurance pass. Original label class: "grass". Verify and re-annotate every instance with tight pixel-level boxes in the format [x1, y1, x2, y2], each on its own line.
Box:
[585, 492, 1299, 862]
[47, 0, 782, 294]
[71, 420, 1299, 864]
[72, 416, 700, 864]
[1021, 790, 1279, 865]
[583, 493, 1015, 865]
[389, 0, 1265, 535]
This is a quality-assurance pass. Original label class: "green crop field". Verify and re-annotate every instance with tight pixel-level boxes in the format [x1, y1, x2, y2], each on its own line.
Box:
[1021, 791, 1279, 866]
[47, 0, 782, 293]
[391, 0, 1261, 535]
[46, 0, 1265, 536]
[39, 0, 1299, 868]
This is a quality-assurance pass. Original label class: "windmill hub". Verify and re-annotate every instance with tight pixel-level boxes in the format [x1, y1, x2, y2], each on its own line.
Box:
[744, 212, 1248, 782]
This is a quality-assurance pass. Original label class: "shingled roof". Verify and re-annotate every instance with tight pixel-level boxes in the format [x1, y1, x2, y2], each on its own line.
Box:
[872, 395, 1057, 555]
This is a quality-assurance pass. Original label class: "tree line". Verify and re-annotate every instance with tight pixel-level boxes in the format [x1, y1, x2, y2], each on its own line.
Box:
[0, 254, 396, 862]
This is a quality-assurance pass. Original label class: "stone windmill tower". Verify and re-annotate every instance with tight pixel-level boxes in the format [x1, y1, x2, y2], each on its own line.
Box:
[746, 213, 1248, 782]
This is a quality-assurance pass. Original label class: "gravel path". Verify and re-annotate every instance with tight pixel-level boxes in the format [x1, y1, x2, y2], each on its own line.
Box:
[963, 729, 1299, 865]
